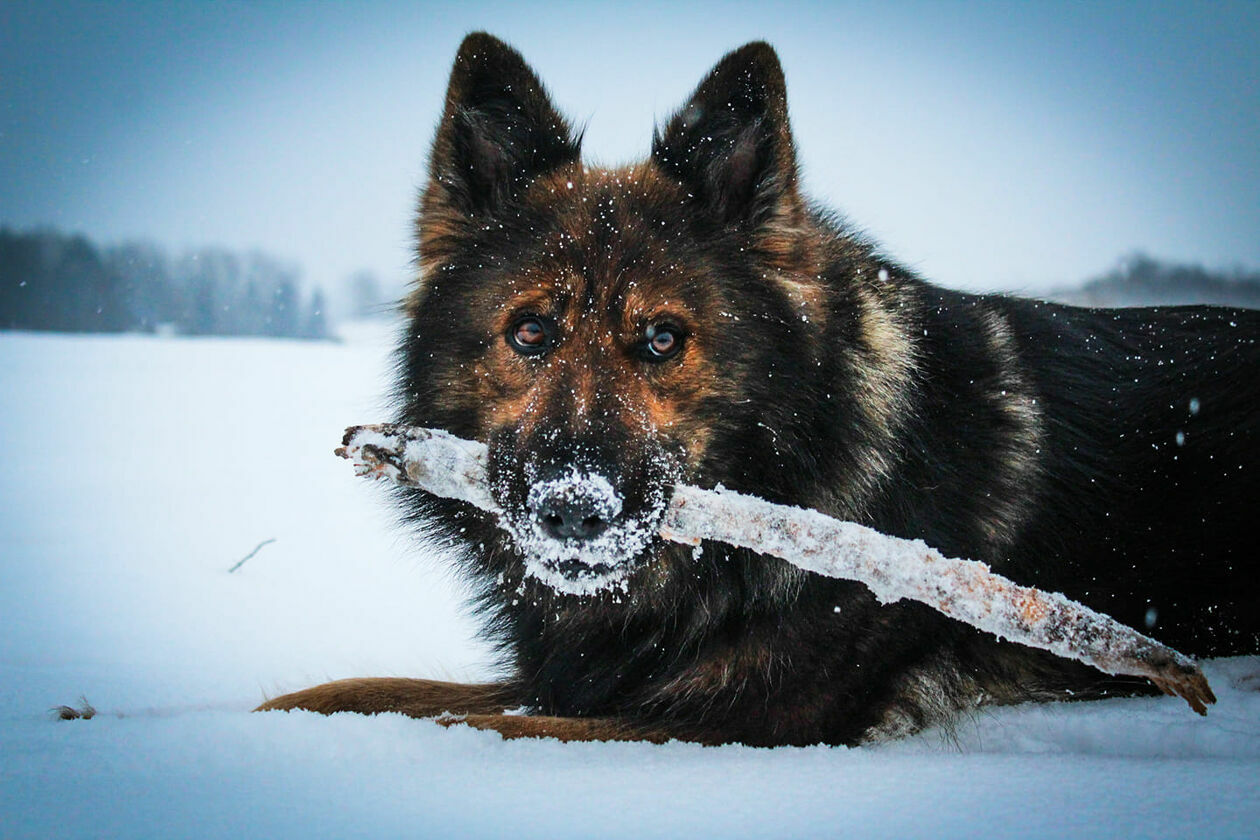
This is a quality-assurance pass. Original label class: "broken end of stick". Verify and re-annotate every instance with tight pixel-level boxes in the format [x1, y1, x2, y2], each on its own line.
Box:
[336, 424, 377, 459]
[341, 424, 374, 447]
[1144, 659, 1216, 716]
[335, 428, 404, 483]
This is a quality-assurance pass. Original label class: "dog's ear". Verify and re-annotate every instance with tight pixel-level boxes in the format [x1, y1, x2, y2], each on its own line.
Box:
[653, 42, 801, 230]
[427, 33, 579, 215]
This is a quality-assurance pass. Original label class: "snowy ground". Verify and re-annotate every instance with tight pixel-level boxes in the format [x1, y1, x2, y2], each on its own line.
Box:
[1, 323, 1257, 839]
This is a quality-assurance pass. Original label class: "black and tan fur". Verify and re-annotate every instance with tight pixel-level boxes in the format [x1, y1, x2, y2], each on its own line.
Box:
[259, 34, 1260, 745]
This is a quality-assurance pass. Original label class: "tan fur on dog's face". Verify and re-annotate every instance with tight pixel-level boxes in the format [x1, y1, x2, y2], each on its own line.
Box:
[433, 164, 739, 477]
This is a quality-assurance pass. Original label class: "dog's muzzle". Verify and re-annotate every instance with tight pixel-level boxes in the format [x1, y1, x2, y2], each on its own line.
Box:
[497, 466, 666, 595]
[528, 470, 622, 541]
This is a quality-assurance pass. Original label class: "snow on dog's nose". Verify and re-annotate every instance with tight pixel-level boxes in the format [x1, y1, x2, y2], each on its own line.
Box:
[528, 470, 622, 542]
[507, 468, 666, 595]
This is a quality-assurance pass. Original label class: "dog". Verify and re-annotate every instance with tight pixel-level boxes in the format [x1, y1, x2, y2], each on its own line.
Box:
[259, 33, 1260, 745]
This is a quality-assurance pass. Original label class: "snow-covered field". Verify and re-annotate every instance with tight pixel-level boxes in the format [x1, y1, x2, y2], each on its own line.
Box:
[1, 323, 1257, 839]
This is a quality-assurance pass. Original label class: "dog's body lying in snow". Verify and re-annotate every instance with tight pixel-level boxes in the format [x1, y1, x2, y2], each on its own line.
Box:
[259, 34, 1260, 745]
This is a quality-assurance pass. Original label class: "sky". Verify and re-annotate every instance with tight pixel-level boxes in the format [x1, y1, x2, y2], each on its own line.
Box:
[2, 0, 1258, 302]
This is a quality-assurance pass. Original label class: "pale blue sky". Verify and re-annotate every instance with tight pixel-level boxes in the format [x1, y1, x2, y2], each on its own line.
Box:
[2, 0, 1258, 298]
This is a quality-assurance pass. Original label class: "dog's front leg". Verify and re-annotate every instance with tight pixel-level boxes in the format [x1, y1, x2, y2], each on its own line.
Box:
[437, 713, 683, 744]
[256, 678, 518, 718]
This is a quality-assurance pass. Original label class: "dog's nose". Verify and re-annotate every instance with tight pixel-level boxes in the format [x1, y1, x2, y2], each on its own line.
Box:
[526, 470, 623, 543]
[534, 495, 610, 541]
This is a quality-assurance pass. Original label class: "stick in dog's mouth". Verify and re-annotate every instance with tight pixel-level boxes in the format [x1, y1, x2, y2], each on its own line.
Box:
[335, 422, 1216, 715]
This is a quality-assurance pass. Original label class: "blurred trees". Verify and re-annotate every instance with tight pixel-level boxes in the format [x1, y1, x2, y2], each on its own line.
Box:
[0, 227, 331, 339]
[7, 229, 1255, 339]
[1061, 253, 1260, 309]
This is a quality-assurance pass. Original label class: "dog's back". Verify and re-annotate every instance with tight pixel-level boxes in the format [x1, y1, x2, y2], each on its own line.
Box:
[996, 298, 1260, 654]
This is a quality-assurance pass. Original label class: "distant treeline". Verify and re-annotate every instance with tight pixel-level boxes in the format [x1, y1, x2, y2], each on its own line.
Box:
[4, 229, 1256, 340]
[0, 228, 329, 339]
[1052, 254, 1260, 309]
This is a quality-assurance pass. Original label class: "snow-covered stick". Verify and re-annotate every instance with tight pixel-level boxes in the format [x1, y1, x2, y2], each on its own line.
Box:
[335, 423, 1215, 715]
[661, 485, 1215, 714]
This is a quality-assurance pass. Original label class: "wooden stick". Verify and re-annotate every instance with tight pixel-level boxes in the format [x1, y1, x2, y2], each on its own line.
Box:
[335, 423, 1215, 715]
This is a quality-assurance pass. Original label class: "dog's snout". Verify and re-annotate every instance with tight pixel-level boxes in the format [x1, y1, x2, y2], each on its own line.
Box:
[535, 495, 610, 541]
[526, 470, 623, 543]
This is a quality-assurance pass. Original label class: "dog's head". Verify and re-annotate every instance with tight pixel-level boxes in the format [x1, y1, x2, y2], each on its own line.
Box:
[400, 34, 834, 594]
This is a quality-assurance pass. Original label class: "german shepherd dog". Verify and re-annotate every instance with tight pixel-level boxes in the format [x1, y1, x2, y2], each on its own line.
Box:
[260, 34, 1260, 745]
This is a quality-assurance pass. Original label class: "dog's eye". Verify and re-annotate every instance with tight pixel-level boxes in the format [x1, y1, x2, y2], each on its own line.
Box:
[644, 324, 683, 361]
[508, 316, 554, 356]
